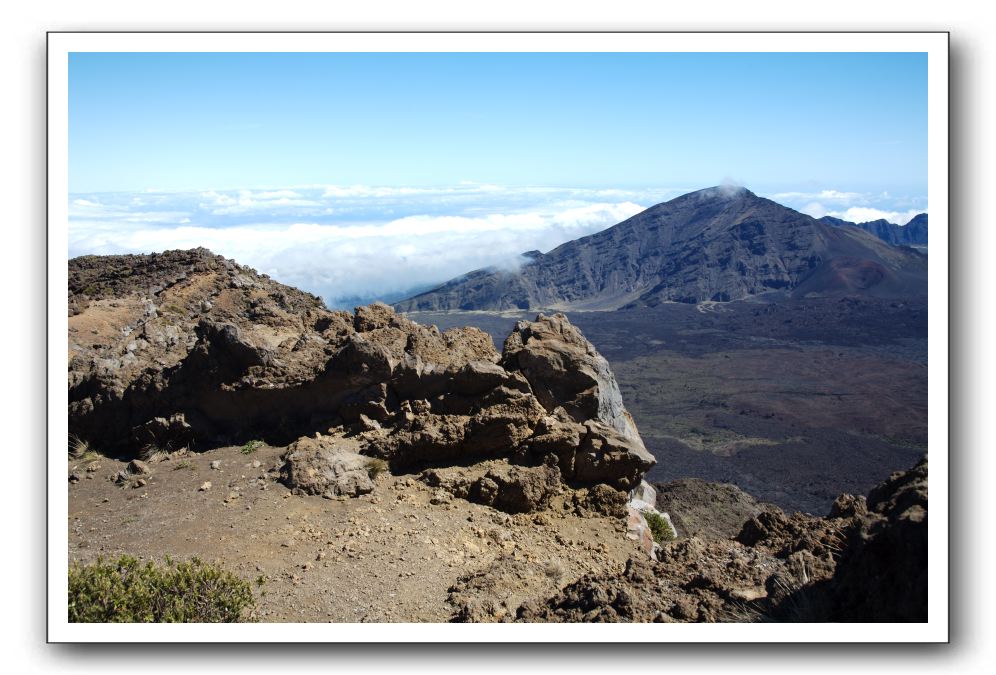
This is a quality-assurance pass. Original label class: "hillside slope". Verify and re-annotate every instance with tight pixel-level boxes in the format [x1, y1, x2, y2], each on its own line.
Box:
[820, 213, 928, 248]
[394, 187, 927, 312]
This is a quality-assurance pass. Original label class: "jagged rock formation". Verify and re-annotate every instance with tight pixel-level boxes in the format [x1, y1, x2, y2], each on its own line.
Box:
[67, 249, 654, 493]
[820, 213, 928, 248]
[394, 187, 928, 312]
[512, 456, 927, 623]
[817, 456, 928, 621]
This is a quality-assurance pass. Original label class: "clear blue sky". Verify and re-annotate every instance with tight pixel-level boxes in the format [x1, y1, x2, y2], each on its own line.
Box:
[69, 52, 927, 194]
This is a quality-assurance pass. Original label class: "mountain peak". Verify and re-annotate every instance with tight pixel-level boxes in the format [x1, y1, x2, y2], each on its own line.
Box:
[679, 184, 757, 202]
[394, 186, 927, 313]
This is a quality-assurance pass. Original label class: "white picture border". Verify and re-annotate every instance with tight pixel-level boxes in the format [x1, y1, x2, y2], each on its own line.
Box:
[47, 31, 949, 643]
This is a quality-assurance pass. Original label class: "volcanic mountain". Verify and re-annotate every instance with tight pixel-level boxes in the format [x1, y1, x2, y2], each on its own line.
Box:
[393, 186, 928, 312]
[819, 213, 928, 248]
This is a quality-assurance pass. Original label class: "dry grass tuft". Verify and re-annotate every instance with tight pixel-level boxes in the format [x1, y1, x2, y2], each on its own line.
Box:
[69, 435, 101, 462]
[364, 457, 389, 480]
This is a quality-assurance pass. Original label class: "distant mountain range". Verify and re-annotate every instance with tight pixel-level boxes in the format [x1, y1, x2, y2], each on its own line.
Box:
[393, 186, 928, 312]
[819, 213, 927, 248]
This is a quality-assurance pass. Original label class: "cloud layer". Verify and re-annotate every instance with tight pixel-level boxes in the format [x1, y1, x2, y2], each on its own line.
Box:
[768, 189, 926, 226]
[68, 183, 926, 308]
[68, 184, 665, 307]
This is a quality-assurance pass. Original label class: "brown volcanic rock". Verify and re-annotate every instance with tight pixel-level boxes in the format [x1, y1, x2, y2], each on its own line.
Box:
[420, 457, 562, 514]
[515, 456, 927, 623]
[68, 251, 653, 492]
[502, 313, 655, 490]
[818, 456, 928, 621]
[279, 436, 374, 498]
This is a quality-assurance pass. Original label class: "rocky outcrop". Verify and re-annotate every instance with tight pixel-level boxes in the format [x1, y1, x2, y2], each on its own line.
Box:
[811, 456, 928, 621]
[67, 251, 655, 493]
[514, 456, 927, 623]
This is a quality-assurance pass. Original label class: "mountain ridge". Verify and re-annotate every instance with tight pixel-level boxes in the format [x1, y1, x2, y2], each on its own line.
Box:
[393, 186, 927, 313]
[819, 212, 928, 248]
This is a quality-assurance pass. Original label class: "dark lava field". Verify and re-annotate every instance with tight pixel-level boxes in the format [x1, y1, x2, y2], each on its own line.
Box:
[409, 295, 927, 514]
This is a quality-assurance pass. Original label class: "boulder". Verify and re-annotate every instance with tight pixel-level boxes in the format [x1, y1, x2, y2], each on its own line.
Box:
[421, 458, 561, 514]
[482, 460, 561, 513]
[571, 483, 629, 518]
[126, 459, 151, 475]
[571, 421, 656, 491]
[279, 436, 374, 498]
[502, 313, 641, 440]
[195, 320, 274, 372]
[501, 313, 654, 488]
[353, 302, 401, 333]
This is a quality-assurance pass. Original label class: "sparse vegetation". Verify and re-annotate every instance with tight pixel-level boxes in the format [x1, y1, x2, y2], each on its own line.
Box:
[364, 457, 388, 479]
[140, 445, 170, 463]
[643, 510, 676, 544]
[543, 559, 565, 583]
[68, 555, 255, 623]
[173, 460, 194, 471]
[69, 435, 101, 462]
[240, 440, 264, 455]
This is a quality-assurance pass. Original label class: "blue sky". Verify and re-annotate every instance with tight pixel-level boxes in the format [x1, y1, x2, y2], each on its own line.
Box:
[68, 52, 928, 306]
[70, 52, 927, 193]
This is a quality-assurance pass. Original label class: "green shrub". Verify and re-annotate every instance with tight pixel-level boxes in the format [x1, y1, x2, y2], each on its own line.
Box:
[240, 439, 264, 455]
[643, 510, 676, 544]
[68, 555, 255, 623]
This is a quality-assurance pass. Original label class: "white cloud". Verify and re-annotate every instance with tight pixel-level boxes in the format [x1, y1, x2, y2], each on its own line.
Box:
[68, 181, 925, 307]
[198, 189, 322, 214]
[799, 202, 828, 219]
[772, 189, 864, 203]
[68, 187, 647, 306]
[826, 207, 924, 226]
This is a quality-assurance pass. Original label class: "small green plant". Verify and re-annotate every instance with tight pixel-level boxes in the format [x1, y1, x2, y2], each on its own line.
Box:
[173, 460, 194, 471]
[68, 555, 255, 623]
[643, 510, 676, 544]
[240, 440, 264, 455]
[364, 457, 388, 479]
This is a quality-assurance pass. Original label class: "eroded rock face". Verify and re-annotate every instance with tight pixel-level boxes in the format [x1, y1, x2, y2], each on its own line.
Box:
[68, 251, 654, 493]
[513, 456, 927, 623]
[817, 456, 928, 621]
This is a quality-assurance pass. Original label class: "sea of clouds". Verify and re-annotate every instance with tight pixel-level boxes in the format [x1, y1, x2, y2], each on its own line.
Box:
[68, 183, 926, 308]
[769, 189, 927, 226]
